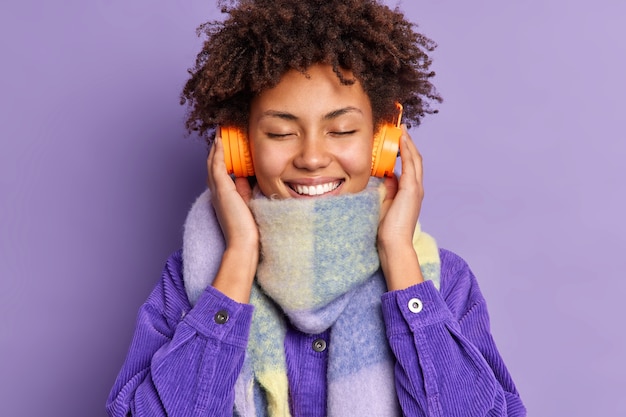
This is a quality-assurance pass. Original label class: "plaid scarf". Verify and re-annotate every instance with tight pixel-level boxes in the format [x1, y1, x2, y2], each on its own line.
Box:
[182, 179, 440, 416]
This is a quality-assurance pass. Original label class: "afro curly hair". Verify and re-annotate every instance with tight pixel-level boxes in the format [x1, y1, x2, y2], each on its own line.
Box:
[180, 0, 442, 143]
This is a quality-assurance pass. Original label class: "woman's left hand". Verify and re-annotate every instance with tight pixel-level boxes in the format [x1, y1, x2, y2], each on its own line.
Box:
[377, 125, 425, 290]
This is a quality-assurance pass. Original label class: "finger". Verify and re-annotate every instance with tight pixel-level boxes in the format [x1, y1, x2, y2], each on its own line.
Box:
[234, 177, 253, 203]
[382, 174, 398, 200]
[401, 125, 422, 163]
[212, 129, 226, 172]
[208, 129, 232, 187]
[398, 126, 418, 181]
[206, 139, 217, 188]
[398, 125, 424, 197]
[405, 132, 423, 185]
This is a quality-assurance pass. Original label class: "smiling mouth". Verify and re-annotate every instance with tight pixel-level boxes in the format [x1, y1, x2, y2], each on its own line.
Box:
[289, 181, 342, 196]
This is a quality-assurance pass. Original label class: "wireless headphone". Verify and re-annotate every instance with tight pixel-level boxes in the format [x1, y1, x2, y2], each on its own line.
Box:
[220, 103, 404, 178]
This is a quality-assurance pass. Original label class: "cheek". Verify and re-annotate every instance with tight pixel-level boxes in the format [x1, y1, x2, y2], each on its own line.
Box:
[253, 151, 278, 176]
[250, 142, 289, 183]
[340, 140, 373, 175]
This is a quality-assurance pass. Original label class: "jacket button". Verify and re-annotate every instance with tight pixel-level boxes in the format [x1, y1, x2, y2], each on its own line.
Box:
[408, 298, 423, 313]
[312, 338, 327, 352]
[214, 310, 229, 324]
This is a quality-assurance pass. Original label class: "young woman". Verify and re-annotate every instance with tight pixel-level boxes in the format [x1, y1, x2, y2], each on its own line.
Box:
[107, 1, 526, 416]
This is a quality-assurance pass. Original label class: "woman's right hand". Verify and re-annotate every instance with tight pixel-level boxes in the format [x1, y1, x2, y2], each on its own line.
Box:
[207, 130, 259, 303]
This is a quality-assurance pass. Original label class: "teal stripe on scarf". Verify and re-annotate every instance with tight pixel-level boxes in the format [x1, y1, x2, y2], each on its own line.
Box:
[310, 193, 381, 301]
[327, 274, 389, 378]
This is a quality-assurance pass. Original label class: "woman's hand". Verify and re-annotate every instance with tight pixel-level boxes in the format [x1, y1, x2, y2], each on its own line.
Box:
[207, 131, 259, 303]
[377, 125, 425, 291]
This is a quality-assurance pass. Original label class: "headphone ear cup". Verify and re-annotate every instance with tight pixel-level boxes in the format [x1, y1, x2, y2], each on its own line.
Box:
[220, 126, 255, 177]
[220, 126, 235, 175]
[371, 123, 402, 177]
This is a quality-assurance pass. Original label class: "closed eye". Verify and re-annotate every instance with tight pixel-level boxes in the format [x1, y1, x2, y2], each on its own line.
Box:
[330, 130, 357, 137]
[266, 132, 296, 139]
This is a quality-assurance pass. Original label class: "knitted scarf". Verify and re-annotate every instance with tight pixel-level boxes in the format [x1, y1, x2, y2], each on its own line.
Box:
[182, 179, 440, 417]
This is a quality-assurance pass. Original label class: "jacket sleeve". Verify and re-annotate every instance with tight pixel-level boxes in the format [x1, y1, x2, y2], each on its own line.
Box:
[106, 251, 254, 417]
[381, 249, 526, 417]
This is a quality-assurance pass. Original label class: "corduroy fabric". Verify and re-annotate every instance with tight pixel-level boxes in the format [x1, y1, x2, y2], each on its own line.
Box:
[106, 187, 527, 416]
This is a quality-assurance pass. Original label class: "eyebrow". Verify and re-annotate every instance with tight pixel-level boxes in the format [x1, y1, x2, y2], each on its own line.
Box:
[259, 106, 363, 122]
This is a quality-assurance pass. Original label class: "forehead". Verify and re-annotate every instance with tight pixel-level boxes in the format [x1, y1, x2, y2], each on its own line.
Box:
[250, 64, 372, 119]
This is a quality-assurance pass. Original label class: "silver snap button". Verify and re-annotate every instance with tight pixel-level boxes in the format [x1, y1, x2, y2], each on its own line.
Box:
[408, 298, 423, 313]
[312, 338, 327, 352]
[214, 310, 229, 324]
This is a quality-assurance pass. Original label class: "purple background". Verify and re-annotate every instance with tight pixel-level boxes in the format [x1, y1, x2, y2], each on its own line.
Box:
[1, 0, 624, 415]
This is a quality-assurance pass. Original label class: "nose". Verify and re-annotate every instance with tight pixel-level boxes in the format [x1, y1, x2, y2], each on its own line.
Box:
[293, 137, 331, 171]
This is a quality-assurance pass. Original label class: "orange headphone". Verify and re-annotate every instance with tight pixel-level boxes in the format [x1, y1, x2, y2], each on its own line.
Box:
[220, 103, 404, 178]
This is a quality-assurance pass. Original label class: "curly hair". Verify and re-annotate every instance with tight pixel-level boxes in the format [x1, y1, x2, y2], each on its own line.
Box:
[180, 0, 442, 143]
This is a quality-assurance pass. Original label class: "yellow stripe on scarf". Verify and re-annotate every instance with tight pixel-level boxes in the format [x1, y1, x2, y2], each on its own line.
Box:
[257, 371, 291, 417]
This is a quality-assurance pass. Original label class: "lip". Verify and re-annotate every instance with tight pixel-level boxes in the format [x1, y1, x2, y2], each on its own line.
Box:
[285, 178, 344, 198]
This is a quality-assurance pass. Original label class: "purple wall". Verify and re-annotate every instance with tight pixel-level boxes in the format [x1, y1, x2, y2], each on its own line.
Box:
[1, 0, 624, 415]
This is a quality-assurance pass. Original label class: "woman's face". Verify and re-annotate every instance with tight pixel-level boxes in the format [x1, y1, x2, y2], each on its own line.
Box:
[248, 64, 374, 199]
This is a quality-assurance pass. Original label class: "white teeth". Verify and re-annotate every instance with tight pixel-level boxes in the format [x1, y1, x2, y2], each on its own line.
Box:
[293, 181, 340, 196]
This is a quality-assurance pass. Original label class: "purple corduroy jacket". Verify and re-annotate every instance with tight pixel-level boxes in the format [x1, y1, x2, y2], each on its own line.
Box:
[106, 247, 525, 416]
